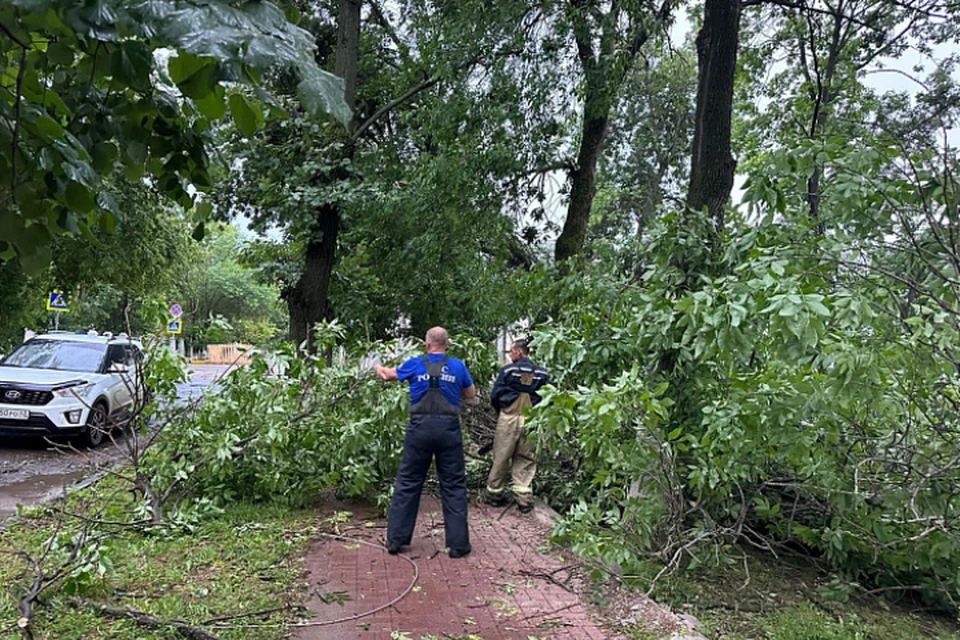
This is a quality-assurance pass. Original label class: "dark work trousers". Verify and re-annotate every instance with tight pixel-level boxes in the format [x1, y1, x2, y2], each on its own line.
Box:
[387, 356, 470, 552]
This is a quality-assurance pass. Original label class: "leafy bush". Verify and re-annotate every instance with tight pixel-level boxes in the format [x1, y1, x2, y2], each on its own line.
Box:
[143, 323, 497, 517]
[527, 191, 960, 609]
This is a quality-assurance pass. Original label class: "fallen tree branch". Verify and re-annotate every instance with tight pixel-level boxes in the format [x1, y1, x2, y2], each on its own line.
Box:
[17, 573, 44, 639]
[201, 604, 301, 625]
[72, 599, 221, 640]
[519, 568, 575, 593]
[518, 601, 579, 621]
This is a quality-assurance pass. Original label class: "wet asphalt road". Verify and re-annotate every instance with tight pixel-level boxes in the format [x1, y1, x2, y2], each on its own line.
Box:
[0, 364, 231, 522]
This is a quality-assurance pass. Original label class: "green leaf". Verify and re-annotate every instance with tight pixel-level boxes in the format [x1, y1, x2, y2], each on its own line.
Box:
[46, 40, 75, 66]
[92, 141, 118, 172]
[229, 93, 260, 138]
[124, 162, 144, 181]
[64, 181, 96, 214]
[192, 221, 206, 241]
[111, 41, 153, 93]
[96, 191, 119, 214]
[283, 2, 302, 24]
[194, 199, 213, 221]
[14, 183, 41, 215]
[806, 299, 831, 317]
[125, 140, 147, 166]
[297, 68, 351, 124]
[100, 211, 117, 234]
[169, 53, 217, 100]
[168, 53, 202, 84]
[195, 86, 227, 120]
[34, 115, 64, 141]
[18, 245, 53, 276]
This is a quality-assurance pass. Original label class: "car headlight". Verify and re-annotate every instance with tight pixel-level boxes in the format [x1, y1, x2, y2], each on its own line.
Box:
[55, 383, 94, 399]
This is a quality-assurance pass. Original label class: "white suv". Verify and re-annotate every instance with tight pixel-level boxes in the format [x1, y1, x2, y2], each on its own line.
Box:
[0, 333, 144, 446]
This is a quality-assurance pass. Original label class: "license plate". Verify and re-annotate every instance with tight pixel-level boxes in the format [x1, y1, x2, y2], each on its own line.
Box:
[0, 408, 29, 420]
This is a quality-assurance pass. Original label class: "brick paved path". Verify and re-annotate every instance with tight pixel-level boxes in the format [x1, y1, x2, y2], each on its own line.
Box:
[294, 494, 612, 640]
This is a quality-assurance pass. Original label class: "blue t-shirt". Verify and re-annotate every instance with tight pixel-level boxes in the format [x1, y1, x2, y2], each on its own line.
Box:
[396, 354, 474, 408]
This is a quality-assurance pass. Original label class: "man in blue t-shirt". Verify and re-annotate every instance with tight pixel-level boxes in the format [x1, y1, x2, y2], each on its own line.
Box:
[375, 326, 477, 558]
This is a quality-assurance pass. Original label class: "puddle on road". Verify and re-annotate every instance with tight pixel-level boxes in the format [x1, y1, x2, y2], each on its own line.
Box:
[0, 468, 94, 521]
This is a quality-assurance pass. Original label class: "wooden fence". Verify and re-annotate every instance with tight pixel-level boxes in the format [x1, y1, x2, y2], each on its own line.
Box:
[205, 343, 254, 366]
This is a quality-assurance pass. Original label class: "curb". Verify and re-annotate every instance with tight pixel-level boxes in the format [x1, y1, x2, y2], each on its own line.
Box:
[530, 497, 708, 640]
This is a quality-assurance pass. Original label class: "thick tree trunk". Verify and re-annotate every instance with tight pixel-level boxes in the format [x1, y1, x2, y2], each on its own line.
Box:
[288, 204, 341, 349]
[659, 0, 741, 375]
[287, 0, 359, 349]
[686, 0, 741, 234]
[555, 110, 609, 263]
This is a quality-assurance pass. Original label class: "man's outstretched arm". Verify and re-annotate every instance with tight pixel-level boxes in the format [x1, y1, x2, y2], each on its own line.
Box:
[461, 383, 478, 405]
[375, 364, 398, 381]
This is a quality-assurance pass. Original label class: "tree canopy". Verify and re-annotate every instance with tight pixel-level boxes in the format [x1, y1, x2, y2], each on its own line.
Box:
[0, 0, 348, 271]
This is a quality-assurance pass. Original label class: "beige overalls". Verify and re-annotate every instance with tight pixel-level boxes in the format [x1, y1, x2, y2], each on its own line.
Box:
[485, 374, 537, 509]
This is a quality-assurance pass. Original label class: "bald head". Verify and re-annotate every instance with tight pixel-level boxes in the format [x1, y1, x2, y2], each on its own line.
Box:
[425, 326, 449, 353]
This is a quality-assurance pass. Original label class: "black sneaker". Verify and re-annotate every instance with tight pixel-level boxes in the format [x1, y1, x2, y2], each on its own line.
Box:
[518, 504, 534, 514]
[387, 543, 403, 555]
[448, 547, 471, 559]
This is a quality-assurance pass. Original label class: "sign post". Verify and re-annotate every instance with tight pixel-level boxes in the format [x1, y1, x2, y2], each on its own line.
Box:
[46, 292, 70, 331]
[167, 304, 183, 354]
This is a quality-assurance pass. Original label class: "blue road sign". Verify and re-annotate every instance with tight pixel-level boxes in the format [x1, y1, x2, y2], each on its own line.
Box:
[167, 319, 183, 335]
[46, 292, 70, 312]
[169, 303, 183, 318]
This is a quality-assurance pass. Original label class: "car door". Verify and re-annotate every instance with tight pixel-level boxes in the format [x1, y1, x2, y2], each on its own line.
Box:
[128, 344, 146, 405]
[104, 344, 134, 417]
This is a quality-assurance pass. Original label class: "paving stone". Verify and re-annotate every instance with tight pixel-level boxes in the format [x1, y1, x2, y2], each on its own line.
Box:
[294, 495, 612, 639]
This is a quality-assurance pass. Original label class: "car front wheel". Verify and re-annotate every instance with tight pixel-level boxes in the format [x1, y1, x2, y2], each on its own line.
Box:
[81, 402, 108, 448]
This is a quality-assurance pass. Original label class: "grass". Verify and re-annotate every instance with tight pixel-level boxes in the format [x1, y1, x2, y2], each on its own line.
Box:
[7, 472, 956, 640]
[626, 548, 960, 640]
[0, 477, 325, 640]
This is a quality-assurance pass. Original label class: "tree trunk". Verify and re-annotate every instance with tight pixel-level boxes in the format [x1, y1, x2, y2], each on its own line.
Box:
[659, 0, 741, 374]
[555, 110, 609, 263]
[807, 165, 825, 235]
[797, 4, 844, 235]
[807, 74, 837, 236]
[552, 0, 675, 264]
[336, 0, 361, 120]
[686, 0, 741, 234]
[288, 204, 341, 349]
[287, 0, 359, 349]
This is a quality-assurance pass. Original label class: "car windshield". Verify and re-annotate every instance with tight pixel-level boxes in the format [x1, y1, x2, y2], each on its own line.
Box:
[0, 340, 106, 373]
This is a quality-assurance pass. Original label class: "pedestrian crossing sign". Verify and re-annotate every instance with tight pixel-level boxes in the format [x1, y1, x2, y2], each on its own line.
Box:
[166, 319, 183, 335]
[46, 292, 70, 312]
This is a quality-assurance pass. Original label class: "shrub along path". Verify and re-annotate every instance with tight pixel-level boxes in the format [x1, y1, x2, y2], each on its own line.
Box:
[293, 494, 618, 640]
